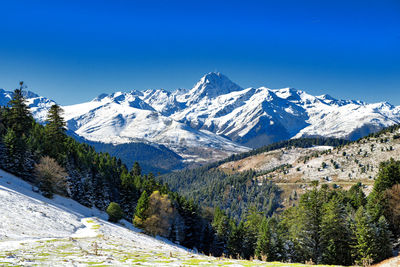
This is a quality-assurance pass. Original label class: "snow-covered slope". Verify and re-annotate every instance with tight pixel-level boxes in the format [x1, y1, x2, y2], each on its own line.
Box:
[0, 169, 305, 266]
[1, 72, 399, 161]
[0, 168, 189, 265]
[62, 91, 249, 163]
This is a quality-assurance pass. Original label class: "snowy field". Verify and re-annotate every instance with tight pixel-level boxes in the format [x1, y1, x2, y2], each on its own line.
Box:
[0, 169, 320, 266]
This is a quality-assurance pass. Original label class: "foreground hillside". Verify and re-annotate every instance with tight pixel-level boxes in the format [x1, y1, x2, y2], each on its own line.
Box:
[0, 169, 324, 266]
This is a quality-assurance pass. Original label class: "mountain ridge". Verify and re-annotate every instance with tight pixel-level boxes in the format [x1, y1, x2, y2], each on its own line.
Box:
[1, 72, 399, 165]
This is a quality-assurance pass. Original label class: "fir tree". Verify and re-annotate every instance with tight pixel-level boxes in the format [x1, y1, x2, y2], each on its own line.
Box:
[44, 104, 66, 160]
[375, 216, 392, 262]
[133, 190, 149, 227]
[228, 220, 245, 258]
[5, 82, 33, 137]
[320, 196, 352, 265]
[131, 161, 141, 176]
[352, 206, 377, 265]
[212, 207, 231, 256]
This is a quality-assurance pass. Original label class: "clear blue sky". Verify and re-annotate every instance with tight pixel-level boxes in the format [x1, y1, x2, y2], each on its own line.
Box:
[0, 0, 399, 105]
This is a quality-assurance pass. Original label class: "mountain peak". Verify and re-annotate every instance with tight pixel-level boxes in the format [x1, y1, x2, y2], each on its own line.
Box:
[186, 72, 243, 103]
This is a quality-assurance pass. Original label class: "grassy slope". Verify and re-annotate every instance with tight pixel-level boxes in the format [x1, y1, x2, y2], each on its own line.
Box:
[219, 127, 400, 208]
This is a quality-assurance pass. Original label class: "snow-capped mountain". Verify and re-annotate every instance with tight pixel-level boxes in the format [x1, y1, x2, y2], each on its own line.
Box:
[61, 91, 248, 163]
[1, 72, 399, 163]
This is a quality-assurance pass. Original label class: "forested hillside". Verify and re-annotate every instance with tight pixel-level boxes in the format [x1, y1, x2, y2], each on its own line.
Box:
[160, 137, 348, 221]
[80, 138, 184, 174]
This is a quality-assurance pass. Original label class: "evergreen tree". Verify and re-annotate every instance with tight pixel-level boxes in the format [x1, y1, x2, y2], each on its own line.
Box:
[212, 207, 231, 256]
[2, 82, 34, 174]
[368, 159, 400, 221]
[131, 161, 141, 176]
[242, 206, 263, 259]
[5, 82, 33, 137]
[133, 190, 149, 228]
[180, 199, 201, 249]
[347, 182, 366, 210]
[106, 202, 124, 223]
[373, 159, 400, 193]
[256, 217, 284, 262]
[228, 220, 246, 258]
[375, 216, 392, 262]
[320, 196, 352, 265]
[298, 188, 324, 263]
[352, 206, 377, 265]
[44, 104, 66, 160]
[3, 128, 28, 173]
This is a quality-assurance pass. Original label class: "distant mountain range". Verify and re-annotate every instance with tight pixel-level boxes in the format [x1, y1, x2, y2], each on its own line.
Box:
[1, 72, 400, 169]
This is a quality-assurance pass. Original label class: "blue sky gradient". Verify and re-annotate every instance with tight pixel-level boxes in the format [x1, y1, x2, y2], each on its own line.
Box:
[0, 0, 399, 105]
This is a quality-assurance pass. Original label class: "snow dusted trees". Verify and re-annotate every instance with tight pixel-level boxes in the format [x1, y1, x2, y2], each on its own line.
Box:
[2, 82, 34, 174]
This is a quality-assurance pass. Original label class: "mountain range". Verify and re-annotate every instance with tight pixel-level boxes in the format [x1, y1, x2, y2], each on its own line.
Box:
[1, 72, 400, 169]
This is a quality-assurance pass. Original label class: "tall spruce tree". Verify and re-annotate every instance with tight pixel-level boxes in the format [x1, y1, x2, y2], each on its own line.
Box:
[2, 82, 33, 174]
[320, 196, 352, 265]
[5, 82, 33, 137]
[44, 104, 66, 160]
[133, 190, 149, 228]
[375, 216, 392, 262]
[352, 206, 377, 265]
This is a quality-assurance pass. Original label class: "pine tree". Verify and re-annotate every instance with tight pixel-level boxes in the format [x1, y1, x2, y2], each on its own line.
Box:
[131, 161, 141, 176]
[5, 82, 33, 138]
[375, 216, 392, 262]
[320, 196, 352, 265]
[2, 82, 34, 174]
[228, 220, 245, 258]
[298, 188, 324, 263]
[212, 207, 231, 256]
[368, 159, 400, 221]
[242, 206, 263, 259]
[3, 128, 28, 173]
[44, 104, 66, 160]
[133, 190, 149, 228]
[352, 206, 377, 265]
[347, 182, 366, 209]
